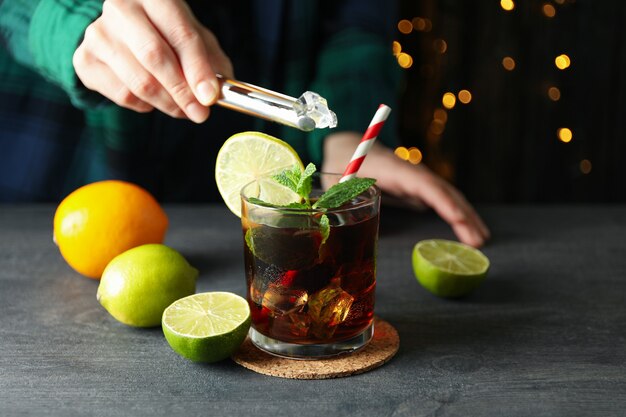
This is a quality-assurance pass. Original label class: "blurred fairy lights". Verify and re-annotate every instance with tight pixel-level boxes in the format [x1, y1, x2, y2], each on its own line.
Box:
[580, 159, 592, 175]
[502, 56, 516, 71]
[397, 19, 413, 34]
[558, 128, 573, 143]
[548, 86, 561, 101]
[433, 39, 447, 54]
[500, 0, 515, 12]
[394, 146, 423, 165]
[458, 90, 472, 104]
[542, 3, 556, 18]
[412, 17, 432, 32]
[392, 40, 413, 69]
[555, 54, 571, 70]
[442, 92, 456, 109]
[390, 1, 582, 183]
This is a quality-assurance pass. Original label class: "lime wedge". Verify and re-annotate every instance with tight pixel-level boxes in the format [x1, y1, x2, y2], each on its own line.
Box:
[412, 239, 489, 298]
[215, 131, 303, 217]
[162, 292, 251, 363]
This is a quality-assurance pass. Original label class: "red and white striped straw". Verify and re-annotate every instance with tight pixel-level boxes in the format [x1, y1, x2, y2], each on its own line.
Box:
[339, 104, 392, 183]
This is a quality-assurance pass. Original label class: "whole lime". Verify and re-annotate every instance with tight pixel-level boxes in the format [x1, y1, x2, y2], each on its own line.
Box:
[412, 239, 489, 298]
[97, 244, 197, 327]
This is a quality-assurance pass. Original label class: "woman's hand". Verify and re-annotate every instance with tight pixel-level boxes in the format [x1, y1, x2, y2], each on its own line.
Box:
[323, 132, 490, 248]
[73, 0, 233, 123]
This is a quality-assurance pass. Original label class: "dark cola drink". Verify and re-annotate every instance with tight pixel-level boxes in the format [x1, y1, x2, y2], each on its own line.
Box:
[241, 179, 380, 358]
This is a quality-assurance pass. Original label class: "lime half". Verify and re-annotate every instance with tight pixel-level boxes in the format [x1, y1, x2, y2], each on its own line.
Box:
[162, 292, 251, 362]
[412, 239, 489, 298]
[215, 131, 303, 217]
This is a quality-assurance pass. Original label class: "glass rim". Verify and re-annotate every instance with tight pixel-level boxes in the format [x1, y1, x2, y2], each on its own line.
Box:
[240, 171, 381, 214]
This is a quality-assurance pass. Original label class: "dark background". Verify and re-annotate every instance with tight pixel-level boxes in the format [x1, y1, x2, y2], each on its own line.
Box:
[395, 0, 626, 203]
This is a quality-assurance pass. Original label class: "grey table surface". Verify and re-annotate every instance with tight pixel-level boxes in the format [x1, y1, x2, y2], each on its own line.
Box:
[1, 204, 625, 417]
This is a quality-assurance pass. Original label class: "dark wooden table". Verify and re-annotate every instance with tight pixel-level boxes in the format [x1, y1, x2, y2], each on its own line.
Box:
[1, 205, 625, 416]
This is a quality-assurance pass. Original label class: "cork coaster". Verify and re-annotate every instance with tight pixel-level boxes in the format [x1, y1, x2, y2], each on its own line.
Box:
[232, 317, 399, 379]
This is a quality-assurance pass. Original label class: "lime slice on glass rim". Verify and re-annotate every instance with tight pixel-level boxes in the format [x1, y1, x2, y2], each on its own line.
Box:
[412, 239, 490, 298]
[215, 131, 303, 217]
[162, 292, 251, 363]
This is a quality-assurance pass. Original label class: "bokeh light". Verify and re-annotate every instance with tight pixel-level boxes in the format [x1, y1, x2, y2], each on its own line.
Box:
[548, 86, 561, 101]
[394, 146, 409, 160]
[458, 90, 472, 104]
[500, 0, 515, 11]
[429, 120, 446, 135]
[408, 148, 423, 165]
[433, 39, 448, 54]
[442, 92, 456, 109]
[392, 41, 402, 56]
[542, 4, 556, 18]
[412, 17, 432, 32]
[555, 54, 571, 70]
[558, 128, 573, 143]
[502, 56, 516, 71]
[397, 53, 413, 69]
[433, 108, 448, 123]
[397, 19, 413, 34]
[580, 159, 592, 174]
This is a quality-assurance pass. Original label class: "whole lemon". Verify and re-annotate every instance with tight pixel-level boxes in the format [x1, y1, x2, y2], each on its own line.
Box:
[53, 180, 168, 278]
[97, 244, 198, 327]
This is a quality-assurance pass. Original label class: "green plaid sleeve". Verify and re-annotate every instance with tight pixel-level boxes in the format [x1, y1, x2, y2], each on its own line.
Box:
[307, 28, 402, 164]
[0, 0, 103, 107]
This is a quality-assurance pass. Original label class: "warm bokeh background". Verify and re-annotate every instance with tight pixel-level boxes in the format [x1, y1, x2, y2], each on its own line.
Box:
[394, 0, 626, 203]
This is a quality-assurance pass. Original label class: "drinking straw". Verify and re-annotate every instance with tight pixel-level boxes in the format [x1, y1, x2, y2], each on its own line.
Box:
[339, 104, 392, 183]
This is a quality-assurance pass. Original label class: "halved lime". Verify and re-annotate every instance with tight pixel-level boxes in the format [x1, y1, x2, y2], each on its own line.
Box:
[412, 239, 489, 298]
[215, 131, 303, 217]
[162, 292, 251, 363]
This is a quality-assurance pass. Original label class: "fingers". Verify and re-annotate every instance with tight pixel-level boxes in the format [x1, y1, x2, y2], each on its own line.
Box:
[447, 186, 491, 240]
[75, 0, 234, 121]
[142, 1, 227, 105]
[74, 31, 153, 113]
[74, 53, 153, 113]
[102, 0, 208, 122]
[79, 20, 184, 119]
[408, 168, 489, 247]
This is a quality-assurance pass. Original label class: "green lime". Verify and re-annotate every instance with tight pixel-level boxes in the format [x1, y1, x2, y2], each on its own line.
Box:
[215, 131, 303, 217]
[162, 292, 251, 363]
[97, 244, 197, 327]
[412, 239, 489, 298]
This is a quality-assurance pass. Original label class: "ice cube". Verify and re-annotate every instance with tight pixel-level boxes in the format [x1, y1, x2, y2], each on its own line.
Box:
[294, 91, 338, 129]
[336, 262, 376, 296]
[268, 311, 312, 338]
[262, 283, 308, 315]
[310, 322, 337, 340]
[249, 264, 284, 305]
[307, 283, 354, 327]
[344, 283, 375, 323]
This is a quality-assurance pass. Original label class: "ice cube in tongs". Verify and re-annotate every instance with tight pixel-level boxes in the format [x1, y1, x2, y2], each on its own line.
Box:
[216, 74, 338, 132]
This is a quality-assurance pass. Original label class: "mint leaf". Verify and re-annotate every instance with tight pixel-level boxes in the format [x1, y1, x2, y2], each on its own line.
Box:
[248, 196, 276, 207]
[297, 163, 316, 198]
[247, 197, 310, 211]
[244, 228, 257, 257]
[312, 177, 376, 209]
[272, 165, 301, 194]
[319, 214, 330, 245]
[285, 202, 311, 209]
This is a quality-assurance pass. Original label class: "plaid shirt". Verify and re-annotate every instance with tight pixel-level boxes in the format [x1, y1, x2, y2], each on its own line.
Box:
[0, 0, 399, 202]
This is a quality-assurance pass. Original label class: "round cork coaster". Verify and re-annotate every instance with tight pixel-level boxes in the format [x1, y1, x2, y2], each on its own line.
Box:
[231, 317, 399, 379]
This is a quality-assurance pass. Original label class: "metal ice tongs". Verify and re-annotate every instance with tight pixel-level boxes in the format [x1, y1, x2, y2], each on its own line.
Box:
[215, 74, 337, 132]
